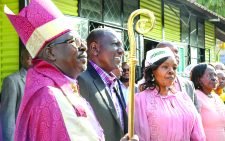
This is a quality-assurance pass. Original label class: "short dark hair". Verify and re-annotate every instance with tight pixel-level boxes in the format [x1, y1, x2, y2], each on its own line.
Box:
[86, 28, 112, 47]
[156, 41, 174, 49]
[141, 57, 169, 91]
[86, 28, 113, 58]
[190, 63, 207, 90]
[121, 62, 128, 68]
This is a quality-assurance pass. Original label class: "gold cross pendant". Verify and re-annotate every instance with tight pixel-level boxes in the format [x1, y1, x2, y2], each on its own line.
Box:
[71, 83, 78, 94]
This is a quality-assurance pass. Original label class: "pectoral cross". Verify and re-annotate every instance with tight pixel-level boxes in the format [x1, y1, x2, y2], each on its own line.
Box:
[71, 83, 79, 94]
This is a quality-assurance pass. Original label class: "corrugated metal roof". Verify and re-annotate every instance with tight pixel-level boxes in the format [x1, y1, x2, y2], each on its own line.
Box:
[187, 0, 225, 20]
[176, 0, 225, 24]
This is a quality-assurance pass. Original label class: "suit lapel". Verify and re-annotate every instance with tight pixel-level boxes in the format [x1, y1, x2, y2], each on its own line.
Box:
[87, 63, 124, 130]
[93, 78, 118, 119]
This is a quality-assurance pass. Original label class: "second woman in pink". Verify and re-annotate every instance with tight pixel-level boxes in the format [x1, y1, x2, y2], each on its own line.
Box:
[191, 63, 225, 141]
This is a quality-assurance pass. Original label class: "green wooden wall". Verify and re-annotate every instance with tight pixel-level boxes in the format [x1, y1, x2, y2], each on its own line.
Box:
[140, 0, 162, 41]
[52, 0, 78, 16]
[0, 0, 19, 91]
[205, 21, 216, 62]
[164, 4, 180, 42]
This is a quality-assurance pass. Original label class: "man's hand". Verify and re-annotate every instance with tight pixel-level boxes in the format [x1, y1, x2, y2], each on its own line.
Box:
[120, 134, 139, 141]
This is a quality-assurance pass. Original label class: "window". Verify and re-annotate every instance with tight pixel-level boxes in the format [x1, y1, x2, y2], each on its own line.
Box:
[104, 0, 121, 26]
[181, 12, 205, 65]
[181, 16, 189, 44]
[80, 0, 102, 22]
[198, 20, 204, 48]
[80, 0, 138, 27]
[123, 0, 139, 28]
[190, 16, 197, 47]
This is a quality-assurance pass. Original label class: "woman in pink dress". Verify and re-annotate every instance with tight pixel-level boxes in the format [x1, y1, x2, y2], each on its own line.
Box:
[191, 63, 225, 141]
[134, 47, 205, 141]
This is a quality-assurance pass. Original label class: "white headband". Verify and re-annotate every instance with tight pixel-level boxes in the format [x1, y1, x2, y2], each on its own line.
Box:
[145, 47, 175, 67]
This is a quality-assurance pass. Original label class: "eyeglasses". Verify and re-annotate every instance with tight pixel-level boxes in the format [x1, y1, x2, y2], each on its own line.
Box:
[48, 38, 84, 49]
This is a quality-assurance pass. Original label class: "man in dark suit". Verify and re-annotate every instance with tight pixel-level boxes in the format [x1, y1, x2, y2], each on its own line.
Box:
[78, 28, 127, 141]
[156, 41, 199, 111]
[0, 48, 32, 141]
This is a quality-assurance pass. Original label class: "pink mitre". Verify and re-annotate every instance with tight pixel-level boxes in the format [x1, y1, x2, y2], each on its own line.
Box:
[4, 0, 72, 58]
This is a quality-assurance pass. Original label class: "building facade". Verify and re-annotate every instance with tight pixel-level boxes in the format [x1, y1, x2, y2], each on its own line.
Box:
[1, 0, 225, 89]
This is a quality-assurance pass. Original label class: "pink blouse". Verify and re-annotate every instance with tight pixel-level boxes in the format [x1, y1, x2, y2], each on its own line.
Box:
[134, 88, 205, 141]
[196, 90, 225, 141]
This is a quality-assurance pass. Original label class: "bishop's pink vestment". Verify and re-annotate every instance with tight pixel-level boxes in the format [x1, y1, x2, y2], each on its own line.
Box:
[14, 60, 104, 141]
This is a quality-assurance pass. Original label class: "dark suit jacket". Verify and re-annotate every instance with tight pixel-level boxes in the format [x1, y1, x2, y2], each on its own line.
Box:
[0, 68, 27, 141]
[78, 63, 128, 141]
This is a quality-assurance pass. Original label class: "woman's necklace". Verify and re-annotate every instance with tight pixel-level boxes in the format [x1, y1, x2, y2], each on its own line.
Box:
[200, 89, 213, 98]
[207, 94, 213, 98]
[158, 89, 175, 108]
